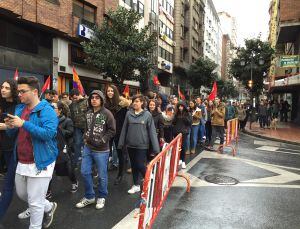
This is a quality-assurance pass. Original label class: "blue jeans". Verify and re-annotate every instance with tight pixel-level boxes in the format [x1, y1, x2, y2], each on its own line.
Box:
[73, 127, 84, 166]
[0, 151, 17, 220]
[191, 124, 200, 150]
[184, 129, 191, 152]
[198, 123, 206, 142]
[81, 146, 109, 199]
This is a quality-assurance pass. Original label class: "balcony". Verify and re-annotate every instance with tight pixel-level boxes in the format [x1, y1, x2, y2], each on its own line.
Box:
[184, 0, 190, 11]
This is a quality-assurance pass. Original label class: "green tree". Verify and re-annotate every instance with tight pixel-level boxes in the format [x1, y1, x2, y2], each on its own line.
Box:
[229, 38, 274, 97]
[187, 57, 218, 89]
[82, 7, 157, 84]
[216, 79, 239, 100]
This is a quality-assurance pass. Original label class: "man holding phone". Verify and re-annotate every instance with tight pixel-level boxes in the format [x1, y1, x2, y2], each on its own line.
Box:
[5, 76, 58, 229]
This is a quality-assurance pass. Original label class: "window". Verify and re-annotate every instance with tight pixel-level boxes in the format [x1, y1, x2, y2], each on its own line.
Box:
[181, 3, 184, 16]
[124, 0, 131, 6]
[151, 0, 156, 12]
[45, 0, 59, 4]
[138, 1, 144, 16]
[180, 48, 184, 61]
[73, 0, 96, 24]
[159, 46, 173, 62]
[180, 25, 184, 37]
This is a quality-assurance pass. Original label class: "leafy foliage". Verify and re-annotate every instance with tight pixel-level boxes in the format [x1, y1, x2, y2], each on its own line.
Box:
[216, 79, 239, 100]
[82, 7, 157, 84]
[229, 38, 274, 96]
[187, 57, 218, 89]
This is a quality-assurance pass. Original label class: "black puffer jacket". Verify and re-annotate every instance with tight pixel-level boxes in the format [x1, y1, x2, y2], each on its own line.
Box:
[58, 115, 74, 147]
[151, 110, 164, 139]
[0, 101, 17, 152]
[172, 102, 192, 135]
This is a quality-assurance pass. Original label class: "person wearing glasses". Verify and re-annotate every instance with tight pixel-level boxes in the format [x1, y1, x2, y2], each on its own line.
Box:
[0, 79, 19, 221]
[75, 90, 116, 210]
[4, 76, 58, 229]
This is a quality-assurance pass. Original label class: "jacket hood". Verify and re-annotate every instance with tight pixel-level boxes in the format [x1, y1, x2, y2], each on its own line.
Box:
[88, 90, 105, 108]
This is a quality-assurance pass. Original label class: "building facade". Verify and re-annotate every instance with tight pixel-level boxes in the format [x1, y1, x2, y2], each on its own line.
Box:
[218, 11, 237, 80]
[202, 0, 222, 78]
[173, 0, 205, 92]
[0, 0, 150, 95]
[269, 0, 300, 123]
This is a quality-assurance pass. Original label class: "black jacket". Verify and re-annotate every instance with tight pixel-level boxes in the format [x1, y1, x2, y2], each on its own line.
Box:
[172, 102, 192, 135]
[58, 115, 74, 147]
[0, 100, 17, 152]
[151, 111, 164, 139]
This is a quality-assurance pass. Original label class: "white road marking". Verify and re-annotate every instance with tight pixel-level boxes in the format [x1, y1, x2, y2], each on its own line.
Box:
[253, 140, 281, 147]
[256, 146, 279, 151]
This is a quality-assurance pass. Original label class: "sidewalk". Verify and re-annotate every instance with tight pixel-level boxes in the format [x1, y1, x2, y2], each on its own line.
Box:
[244, 121, 300, 145]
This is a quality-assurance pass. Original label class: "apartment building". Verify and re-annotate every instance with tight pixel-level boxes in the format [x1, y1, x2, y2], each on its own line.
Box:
[269, 0, 300, 123]
[202, 0, 222, 78]
[173, 0, 205, 87]
[0, 0, 152, 94]
[218, 11, 237, 80]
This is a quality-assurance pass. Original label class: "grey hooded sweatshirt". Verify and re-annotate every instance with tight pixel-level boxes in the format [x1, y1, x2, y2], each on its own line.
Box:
[118, 109, 160, 153]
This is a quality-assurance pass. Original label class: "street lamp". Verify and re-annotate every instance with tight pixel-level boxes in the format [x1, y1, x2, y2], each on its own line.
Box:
[240, 54, 265, 106]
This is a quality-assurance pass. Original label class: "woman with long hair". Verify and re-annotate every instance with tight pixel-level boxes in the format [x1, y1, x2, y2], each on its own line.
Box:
[0, 79, 19, 220]
[105, 84, 130, 185]
[172, 102, 192, 169]
[188, 100, 201, 154]
[205, 100, 214, 145]
[147, 99, 164, 159]
[118, 94, 159, 194]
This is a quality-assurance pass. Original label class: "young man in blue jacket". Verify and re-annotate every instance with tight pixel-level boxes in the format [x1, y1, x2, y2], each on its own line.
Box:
[5, 76, 58, 229]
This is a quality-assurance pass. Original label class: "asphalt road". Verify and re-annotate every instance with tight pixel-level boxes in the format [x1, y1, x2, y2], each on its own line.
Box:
[1, 133, 300, 229]
[153, 133, 300, 229]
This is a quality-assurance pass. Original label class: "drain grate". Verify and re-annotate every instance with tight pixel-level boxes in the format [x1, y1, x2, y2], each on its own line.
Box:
[204, 174, 239, 185]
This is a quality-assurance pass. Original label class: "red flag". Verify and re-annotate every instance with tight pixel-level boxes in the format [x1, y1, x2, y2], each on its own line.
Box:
[208, 82, 217, 101]
[41, 76, 51, 94]
[123, 85, 130, 98]
[153, 75, 160, 86]
[14, 68, 19, 81]
[72, 66, 85, 95]
[178, 85, 185, 100]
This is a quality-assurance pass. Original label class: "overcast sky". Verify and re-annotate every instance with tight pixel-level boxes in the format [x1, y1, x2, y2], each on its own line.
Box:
[213, 0, 270, 46]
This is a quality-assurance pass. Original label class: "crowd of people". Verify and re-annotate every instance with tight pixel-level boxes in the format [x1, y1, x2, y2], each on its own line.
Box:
[0, 76, 291, 229]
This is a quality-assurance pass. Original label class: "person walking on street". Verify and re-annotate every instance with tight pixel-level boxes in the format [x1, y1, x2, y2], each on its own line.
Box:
[172, 101, 192, 169]
[105, 85, 130, 185]
[258, 101, 267, 129]
[237, 104, 247, 131]
[0, 80, 19, 220]
[118, 94, 160, 194]
[5, 76, 58, 229]
[76, 90, 116, 210]
[69, 89, 88, 168]
[161, 105, 174, 143]
[205, 100, 213, 145]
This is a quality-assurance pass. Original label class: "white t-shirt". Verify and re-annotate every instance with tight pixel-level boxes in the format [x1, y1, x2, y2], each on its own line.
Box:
[16, 161, 55, 178]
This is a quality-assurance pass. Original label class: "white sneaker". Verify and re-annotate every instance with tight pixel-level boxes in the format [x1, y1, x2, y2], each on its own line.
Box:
[181, 162, 186, 169]
[75, 197, 95, 208]
[179, 160, 182, 166]
[95, 198, 105, 209]
[128, 185, 141, 194]
[18, 208, 30, 219]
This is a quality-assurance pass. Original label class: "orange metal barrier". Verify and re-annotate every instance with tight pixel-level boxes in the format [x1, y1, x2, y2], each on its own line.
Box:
[218, 118, 239, 156]
[138, 134, 190, 229]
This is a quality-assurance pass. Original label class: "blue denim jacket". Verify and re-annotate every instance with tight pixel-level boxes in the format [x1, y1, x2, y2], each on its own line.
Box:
[7, 100, 58, 170]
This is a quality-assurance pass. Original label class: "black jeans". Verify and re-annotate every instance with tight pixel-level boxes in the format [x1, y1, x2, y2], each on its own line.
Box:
[114, 137, 124, 177]
[210, 126, 225, 147]
[178, 133, 187, 162]
[127, 147, 147, 185]
[0, 150, 16, 220]
[205, 121, 212, 143]
[259, 115, 267, 128]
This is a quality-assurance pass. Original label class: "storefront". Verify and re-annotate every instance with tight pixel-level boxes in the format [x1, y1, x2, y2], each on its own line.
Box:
[0, 17, 52, 85]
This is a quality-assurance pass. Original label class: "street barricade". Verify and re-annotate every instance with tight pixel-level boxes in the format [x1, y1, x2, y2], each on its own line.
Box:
[218, 118, 239, 156]
[138, 134, 190, 229]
